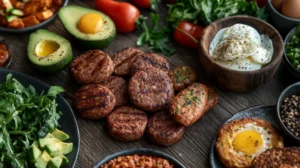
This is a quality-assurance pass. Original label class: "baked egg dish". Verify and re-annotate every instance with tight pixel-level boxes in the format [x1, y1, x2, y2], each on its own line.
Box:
[215, 118, 284, 168]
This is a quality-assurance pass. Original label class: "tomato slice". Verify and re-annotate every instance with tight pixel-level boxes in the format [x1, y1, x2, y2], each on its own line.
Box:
[0, 50, 9, 67]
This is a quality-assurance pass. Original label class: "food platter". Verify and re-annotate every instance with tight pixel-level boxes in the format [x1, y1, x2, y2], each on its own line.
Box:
[209, 105, 291, 168]
[0, 68, 80, 168]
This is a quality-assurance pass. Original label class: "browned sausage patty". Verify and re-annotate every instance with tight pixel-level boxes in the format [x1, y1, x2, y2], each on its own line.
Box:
[169, 83, 208, 126]
[147, 111, 185, 146]
[131, 53, 170, 75]
[129, 67, 174, 112]
[74, 84, 116, 119]
[205, 86, 218, 112]
[169, 66, 197, 92]
[71, 50, 114, 84]
[107, 106, 148, 141]
[101, 76, 129, 106]
[113, 48, 144, 76]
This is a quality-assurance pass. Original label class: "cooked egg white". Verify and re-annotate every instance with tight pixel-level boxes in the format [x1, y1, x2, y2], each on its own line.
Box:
[209, 24, 274, 71]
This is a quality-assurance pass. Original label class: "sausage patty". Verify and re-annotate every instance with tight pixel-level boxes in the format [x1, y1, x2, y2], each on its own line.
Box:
[147, 111, 185, 146]
[169, 66, 197, 92]
[113, 47, 144, 76]
[205, 86, 218, 112]
[101, 76, 129, 106]
[74, 84, 116, 119]
[131, 53, 170, 75]
[71, 50, 114, 84]
[128, 67, 174, 112]
[169, 83, 208, 126]
[106, 106, 148, 141]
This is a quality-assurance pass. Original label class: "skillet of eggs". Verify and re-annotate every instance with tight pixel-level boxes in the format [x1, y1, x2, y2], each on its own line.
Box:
[215, 118, 284, 168]
[209, 24, 274, 71]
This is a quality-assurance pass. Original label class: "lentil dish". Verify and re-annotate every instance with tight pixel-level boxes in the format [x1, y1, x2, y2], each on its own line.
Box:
[0, 0, 63, 29]
[100, 154, 174, 168]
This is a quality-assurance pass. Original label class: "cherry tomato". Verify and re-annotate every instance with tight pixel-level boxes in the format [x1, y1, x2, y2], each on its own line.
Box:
[173, 21, 204, 48]
[96, 0, 140, 33]
[0, 50, 9, 67]
[132, 0, 151, 9]
[247, 0, 267, 8]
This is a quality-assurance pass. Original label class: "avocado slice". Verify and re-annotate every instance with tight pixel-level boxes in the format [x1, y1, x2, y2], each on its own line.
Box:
[34, 150, 51, 168]
[51, 129, 69, 141]
[39, 137, 61, 149]
[58, 5, 116, 49]
[45, 142, 73, 157]
[28, 29, 73, 73]
[29, 141, 42, 162]
[48, 155, 69, 168]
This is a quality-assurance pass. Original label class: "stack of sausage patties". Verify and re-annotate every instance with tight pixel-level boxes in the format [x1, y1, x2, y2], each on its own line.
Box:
[71, 48, 218, 145]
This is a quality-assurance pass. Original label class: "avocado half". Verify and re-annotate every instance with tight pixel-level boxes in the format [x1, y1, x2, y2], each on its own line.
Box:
[28, 29, 73, 73]
[58, 5, 116, 49]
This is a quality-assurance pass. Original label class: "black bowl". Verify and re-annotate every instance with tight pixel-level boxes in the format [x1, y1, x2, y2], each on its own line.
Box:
[284, 26, 300, 79]
[93, 149, 185, 168]
[0, 0, 69, 33]
[276, 82, 300, 145]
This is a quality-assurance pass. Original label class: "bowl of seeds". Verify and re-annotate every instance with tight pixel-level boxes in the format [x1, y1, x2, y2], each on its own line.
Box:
[277, 82, 300, 144]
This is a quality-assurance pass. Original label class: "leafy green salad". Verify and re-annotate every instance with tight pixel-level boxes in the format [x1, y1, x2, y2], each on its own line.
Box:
[286, 25, 300, 70]
[0, 74, 64, 168]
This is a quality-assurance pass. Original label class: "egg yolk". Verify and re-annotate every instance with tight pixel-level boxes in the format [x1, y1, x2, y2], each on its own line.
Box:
[35, 40, 60, 57]
[77, 13, 104, 34]
[232, 130, 263, 154]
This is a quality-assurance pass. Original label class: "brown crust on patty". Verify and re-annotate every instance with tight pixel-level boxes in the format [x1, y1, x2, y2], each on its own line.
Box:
[101, 76, 129, 106]
[113, 48, 144, 76]
[251, 147, 300, 168]
[205, 86, 218, 112]
[128, 67, 174, 112]
[215, 118, 284, 168]
[169, 66, 197, 92]
[71, 50, 114, 84]
[169, 83, 209, 126]
[147, 111, 185, 146]
[107, 106, 148, 141]
[131, 53, 170, 75]
[74, 84, 116, 119]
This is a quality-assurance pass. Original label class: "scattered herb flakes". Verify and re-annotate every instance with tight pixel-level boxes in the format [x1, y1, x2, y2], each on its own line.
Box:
[173, 108, 179, 115]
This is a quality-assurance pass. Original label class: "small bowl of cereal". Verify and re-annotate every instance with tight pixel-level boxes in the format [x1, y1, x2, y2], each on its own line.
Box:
[93, 148, 184, 168]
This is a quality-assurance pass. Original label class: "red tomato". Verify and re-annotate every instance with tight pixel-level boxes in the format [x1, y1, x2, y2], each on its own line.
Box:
[132, 0, 151, 9]
[247, 0, 267, 8]
[173, 21, 204, 48]
[96, 0, 140, 33]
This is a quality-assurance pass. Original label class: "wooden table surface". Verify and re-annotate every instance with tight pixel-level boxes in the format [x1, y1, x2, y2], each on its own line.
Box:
[1, 0, 298, 167]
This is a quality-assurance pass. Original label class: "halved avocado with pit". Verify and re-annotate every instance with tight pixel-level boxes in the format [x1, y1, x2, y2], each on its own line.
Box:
[58, 5, 116, 49]
[28, 29, 73, 73]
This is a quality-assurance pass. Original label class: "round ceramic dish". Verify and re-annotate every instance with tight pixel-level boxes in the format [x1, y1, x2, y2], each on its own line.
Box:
[0, 0, 69, 33]
[276, 82, 300, 145]
[93, 148, 185, 168]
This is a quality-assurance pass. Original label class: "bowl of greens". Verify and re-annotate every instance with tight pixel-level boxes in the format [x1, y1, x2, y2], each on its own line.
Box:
[0, 69, 79, 168]
[284, 24, 300, 79]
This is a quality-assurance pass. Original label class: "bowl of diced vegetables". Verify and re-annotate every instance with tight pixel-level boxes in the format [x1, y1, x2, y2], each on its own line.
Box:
[284, 24, 300, 79]
[0, 0, 68, 33]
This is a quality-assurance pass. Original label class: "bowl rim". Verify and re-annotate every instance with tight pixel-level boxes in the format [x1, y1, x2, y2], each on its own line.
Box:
[93, 148, 185, 168]
[267, 0, 300, 22]
[200, 15, 284, 74]
[276, 81, 300, 142]
[0, 0, 69, 33]
[283, 26, 300, 73]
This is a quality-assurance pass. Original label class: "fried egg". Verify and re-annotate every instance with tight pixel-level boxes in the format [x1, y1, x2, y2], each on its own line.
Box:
[215, 118, 284, 168]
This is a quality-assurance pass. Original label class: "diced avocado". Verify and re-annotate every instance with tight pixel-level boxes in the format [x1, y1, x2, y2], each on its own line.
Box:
[3, 0, 13, 12]
[48, 155, 69, 168]
[28, 29, 73, 73]
[58, 5, 116, 49]
[34, 150, 51, 168]
[6, 15, 18, 22]
[39, 137, 61, 149]
[45, 142, 73, 157]
[29, 144, 42, 162]
[51, 129, 69, 141]
[11, 9, 24, 16]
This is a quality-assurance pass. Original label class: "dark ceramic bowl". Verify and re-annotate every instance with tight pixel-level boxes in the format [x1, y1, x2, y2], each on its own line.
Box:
[276, 82, 300, 145]
[199, 15, 284, 92]
[0, 0, 69, 33]
[267, 0, 300, 36]
[283, 26, 300, 79]
[93, 149, 185, 168]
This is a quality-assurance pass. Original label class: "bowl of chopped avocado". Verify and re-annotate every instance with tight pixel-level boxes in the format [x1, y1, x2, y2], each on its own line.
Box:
[284, 24, 300, 79]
